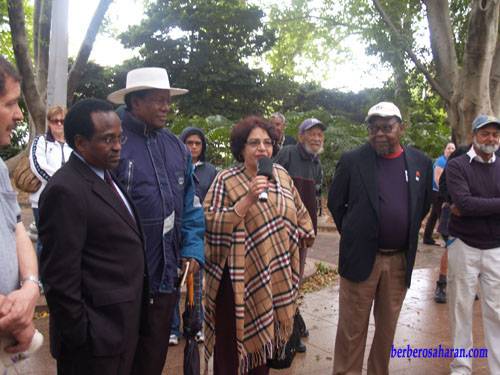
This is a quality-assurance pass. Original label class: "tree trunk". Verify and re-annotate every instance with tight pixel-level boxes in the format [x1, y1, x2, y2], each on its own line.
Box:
[452, 0, 499, 144]
[34, 0, 52, 106]
[67, 0, 113, 104]
[7, 0, 46, 134]
[422, 0, 458, 103]
[490, 40, 500, 115]
[376, 0, 499, 145]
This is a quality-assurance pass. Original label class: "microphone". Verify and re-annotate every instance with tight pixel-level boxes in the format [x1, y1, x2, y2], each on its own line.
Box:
[257, 157, 273, 202]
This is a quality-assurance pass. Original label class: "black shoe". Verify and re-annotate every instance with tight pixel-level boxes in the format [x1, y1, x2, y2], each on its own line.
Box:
[296, 340, 306, 353]
[295, 310, 308, 338]
[434, 282, 447, 304]
[424, 238, 438, 246]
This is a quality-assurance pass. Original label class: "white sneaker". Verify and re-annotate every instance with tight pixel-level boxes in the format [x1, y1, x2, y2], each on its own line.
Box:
[195, 331, 204, 343]
[169, 334, 179, 346]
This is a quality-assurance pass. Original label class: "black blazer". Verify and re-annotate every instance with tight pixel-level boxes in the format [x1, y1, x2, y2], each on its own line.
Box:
[327, 143, 433, 287]
[39, 154, 148, 358]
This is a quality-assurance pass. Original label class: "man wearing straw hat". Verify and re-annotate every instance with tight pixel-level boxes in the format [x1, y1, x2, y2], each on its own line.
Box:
[108, 67, 205, 375]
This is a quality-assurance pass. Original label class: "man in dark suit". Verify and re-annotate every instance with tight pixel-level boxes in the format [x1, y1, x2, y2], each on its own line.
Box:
[328, 102, 433, 375]
[39, 99, 148, 375]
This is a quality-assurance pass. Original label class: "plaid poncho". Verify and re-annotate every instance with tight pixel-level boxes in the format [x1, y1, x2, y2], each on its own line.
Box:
[204, 163, 315, 373]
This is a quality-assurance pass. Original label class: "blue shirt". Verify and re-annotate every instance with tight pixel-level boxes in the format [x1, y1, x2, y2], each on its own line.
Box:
[433, 155, 447, 191]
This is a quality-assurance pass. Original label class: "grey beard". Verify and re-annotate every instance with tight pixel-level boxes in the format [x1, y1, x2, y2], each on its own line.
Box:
[304, 143, 324, 155]
[473, 139, 499, 155]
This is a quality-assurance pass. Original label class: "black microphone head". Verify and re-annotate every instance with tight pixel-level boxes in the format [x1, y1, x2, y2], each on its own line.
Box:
[257, 157, 273, 178]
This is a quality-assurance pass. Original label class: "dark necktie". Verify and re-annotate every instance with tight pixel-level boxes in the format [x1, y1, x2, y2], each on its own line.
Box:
[104, 171, 135, 221]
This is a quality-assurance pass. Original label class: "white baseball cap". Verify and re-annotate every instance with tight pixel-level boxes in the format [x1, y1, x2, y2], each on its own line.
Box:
[107, 67, 188, 104]
[365, 102, 402, 123]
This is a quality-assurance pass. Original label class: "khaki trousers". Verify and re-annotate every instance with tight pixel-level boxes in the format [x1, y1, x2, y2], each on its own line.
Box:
[333, 252, 407, 375]
[448, 238, 500, 375]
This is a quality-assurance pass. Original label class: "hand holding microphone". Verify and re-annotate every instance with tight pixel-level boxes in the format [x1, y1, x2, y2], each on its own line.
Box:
[257, 157, 273, 202]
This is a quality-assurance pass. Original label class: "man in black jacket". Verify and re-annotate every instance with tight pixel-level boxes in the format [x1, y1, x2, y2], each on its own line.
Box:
[328, 102, 433, 375]
[39, 99, 148, 375]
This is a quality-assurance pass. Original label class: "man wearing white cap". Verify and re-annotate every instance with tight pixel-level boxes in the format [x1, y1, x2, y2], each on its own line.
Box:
[446, 114, 500, 375]
[328, 102, 433, 374]
[107, 67, 205, 375]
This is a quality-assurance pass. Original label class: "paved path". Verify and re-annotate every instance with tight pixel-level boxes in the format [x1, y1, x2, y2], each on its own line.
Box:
[15, 227, 489, 374]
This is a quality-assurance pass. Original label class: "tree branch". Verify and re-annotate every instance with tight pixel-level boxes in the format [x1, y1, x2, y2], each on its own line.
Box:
[371, 0, 449, 101]
[33, 0, 41, 63]
[422, 0, 458, 102]
[7, 0, 46, 134]
[35, 0, 52, 102]
[491, 39, 500, 115]
[460, 0, 499, 115]
[67, 0, 113, 103]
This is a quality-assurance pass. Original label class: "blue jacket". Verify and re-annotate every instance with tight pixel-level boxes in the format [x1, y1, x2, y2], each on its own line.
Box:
[115, 111, 205, 294]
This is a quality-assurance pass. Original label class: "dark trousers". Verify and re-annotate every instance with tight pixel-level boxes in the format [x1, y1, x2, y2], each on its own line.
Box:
[424, 191, 444, 241]
[57, 347, 136, 375]
[299, 247, 309, 283]
[131, 292, 178, 375]
[57, 324, 139, 375]
[32, 207, 43, 258]
[214, 266, 269, 375]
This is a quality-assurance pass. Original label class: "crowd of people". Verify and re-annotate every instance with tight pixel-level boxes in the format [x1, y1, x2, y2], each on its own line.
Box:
[2, 55, 500, 375]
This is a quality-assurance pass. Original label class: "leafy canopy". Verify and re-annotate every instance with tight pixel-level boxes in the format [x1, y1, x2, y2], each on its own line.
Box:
[119, 0, 277, 118]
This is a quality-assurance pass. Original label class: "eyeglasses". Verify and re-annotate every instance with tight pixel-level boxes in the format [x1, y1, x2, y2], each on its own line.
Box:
[186, 140, 202, 146]
[50, 119, 64, 125]
[98, 134, 128, 145]
[246, 139, 275, 148]
[367, 121, 399, 134]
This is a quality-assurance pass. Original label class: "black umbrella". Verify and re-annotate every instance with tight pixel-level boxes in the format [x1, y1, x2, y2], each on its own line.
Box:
[183, 273, 201, 375]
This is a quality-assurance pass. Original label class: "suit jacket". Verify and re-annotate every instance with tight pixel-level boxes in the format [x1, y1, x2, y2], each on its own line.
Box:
[327, 143, 433, 287]
[39, 154, 148, 358]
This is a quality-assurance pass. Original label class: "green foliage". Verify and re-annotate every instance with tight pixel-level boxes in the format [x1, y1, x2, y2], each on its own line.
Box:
[315, 261, 337, 275]
[69, 60, 116, 104]
[0, 121, 29, 160]
[0, 0, 15, 60]
[119, 0, 277, 118]
[449, 0, 471, 64]
[262, 0, 348, 81]
[165, 97, 450, 191]
[169, 114, 235, 168]
[281, 82, 394, 123]
[0, 0, 34, 60]
[402, 70, 451, 158]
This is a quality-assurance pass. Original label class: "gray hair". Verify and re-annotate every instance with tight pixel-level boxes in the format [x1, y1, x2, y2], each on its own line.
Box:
[270, 112, 286, 124]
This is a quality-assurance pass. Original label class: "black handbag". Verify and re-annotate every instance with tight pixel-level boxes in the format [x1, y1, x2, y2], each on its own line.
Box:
[267, 311, 301, 369]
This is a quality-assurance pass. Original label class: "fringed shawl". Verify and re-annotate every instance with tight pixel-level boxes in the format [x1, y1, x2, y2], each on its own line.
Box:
[203, 163, 315, 374]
